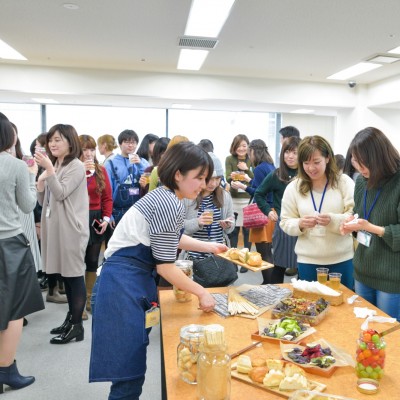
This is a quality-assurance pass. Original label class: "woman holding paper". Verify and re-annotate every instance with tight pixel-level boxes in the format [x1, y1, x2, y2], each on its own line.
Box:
[341, 127, 400, 321]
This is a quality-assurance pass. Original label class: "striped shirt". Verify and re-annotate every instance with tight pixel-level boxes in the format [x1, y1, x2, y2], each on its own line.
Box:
[188, 195, 224, 259]
[104, 186, 184, 264]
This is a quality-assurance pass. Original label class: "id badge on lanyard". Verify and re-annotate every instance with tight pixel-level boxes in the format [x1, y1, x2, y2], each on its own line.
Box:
[357, 189, 381, 247]
[310, 181, 328, 237]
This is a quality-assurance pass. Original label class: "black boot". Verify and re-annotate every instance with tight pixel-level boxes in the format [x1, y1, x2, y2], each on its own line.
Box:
[0, 360, 35, 393]
[50, 311, 71, 335]
[50, 322, 84, 344]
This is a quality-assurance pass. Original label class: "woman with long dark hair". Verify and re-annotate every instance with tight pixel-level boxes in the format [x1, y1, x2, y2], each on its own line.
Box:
[225, 134, 254, 271]
[35, 124, 90, 344]
[136, 133, 159, 164]
[0, 112, 44, 393]
[341, 127, 400, 320]
[231, 139, 275, 268]
[79, 135, 112, 318]
[255, 136, 300, 283]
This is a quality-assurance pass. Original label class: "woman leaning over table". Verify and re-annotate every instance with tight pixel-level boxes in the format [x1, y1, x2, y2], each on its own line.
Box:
[79, 135, 113, 317]
[341, 127, 400, 321]
[231, 139, 275, 267]
[35, 124, 89, 344]
[0, 112, 44, 394]
[225, 134, 254, 272]
[280, 135, 355, 289]
[89, 142, 227, 400]
[255, 136, 301, 284]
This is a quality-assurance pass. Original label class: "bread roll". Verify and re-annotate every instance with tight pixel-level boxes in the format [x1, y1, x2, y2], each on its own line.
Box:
[247, 252, 262, 266]
[251, 357, 266, 367]
[249, 366, 269, 383]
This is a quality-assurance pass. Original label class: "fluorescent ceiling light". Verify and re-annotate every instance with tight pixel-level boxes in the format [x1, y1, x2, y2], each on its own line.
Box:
[327, 62, 382, 80]
[185, 0, 235, 37]
[0, 39, 27, 60]
[388, 46, 400, 54]
[367, 55, 399, 64]
[290, 109, 315, 114]
[32, 98, 59, 104]
[171, 104, 192, 109]
[177, 49, 209, 70]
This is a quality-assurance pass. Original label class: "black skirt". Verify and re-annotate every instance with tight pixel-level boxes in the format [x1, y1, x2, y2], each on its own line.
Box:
[89, 210, 106, 245]
[0, 233, 45, 330]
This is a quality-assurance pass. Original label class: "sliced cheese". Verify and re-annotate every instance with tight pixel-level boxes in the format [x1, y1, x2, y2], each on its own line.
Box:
[279, 373, 308, 391]
[262, 369, 285, 387]
[237, 355, 252, 374]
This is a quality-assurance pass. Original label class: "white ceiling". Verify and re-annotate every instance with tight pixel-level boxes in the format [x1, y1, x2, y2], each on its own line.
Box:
[2, 0, 400, 109]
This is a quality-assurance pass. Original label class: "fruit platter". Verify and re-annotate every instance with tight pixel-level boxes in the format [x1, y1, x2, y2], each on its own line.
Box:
[271, 297, 330, 326]
[252, 318, 316, 344]
[280, 339, 355, 377]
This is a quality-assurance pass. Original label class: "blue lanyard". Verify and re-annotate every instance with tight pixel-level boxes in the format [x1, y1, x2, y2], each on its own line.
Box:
[363, 189, 381, 220]
[310, 181, 328, 213]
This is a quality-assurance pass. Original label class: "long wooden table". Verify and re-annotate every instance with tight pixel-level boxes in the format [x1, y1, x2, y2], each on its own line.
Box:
[159, 285, 400, 399]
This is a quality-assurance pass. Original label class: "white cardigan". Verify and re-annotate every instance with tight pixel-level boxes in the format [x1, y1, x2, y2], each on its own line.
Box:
[280, 174, 355, 265]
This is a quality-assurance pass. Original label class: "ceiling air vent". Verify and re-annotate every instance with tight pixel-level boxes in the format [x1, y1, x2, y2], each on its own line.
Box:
[178, 36, 218, 49]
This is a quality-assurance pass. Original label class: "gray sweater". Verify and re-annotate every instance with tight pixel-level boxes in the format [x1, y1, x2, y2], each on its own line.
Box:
[0, 152, 37, 239]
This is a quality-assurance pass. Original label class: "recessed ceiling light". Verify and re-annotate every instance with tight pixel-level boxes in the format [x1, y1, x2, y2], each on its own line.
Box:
[63, 3, 79, 10]
[185, 0, 235, 37]
[32, 98, 59, 104]
[367, 55, 400, 64]
[177, 49, 209, 70]
[0, 38, 27, 60]
[327, 62, 382, 80]
[388, 46, 400, 54]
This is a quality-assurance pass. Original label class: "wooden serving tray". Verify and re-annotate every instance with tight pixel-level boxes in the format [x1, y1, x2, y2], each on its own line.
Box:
[231, 369, 326, 399]
[217, 251, 274, 272]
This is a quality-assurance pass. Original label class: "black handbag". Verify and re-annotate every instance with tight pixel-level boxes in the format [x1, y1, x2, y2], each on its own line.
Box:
[192, 255, 238, 288]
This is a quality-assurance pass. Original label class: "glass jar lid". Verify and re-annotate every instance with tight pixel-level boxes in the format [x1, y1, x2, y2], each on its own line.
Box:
[175, 260, 193, 269]
[180, 324, 205, 341]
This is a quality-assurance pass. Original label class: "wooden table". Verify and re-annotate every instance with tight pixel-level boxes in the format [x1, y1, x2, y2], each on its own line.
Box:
[159, 285, 400, 399]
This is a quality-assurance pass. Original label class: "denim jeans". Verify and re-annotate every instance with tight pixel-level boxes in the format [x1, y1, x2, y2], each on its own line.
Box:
[228, 226, 250, 249]
[109, 376, 145, 400]
[297, 259, 354, 290]
[354, 280, 400, 321]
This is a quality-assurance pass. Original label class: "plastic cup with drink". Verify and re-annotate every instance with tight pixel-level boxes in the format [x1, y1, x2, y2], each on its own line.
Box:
[316, 268, 329, 284]
[202, 208, 214, 225]
[329, 272, 342, 290]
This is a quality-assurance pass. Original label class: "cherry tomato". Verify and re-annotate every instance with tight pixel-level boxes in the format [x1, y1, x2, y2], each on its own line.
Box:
[363, 333, 372, 342]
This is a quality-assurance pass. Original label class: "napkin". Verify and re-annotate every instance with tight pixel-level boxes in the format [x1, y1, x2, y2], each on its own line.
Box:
[354, 307, 377, 319]
[361, 315, 397, 330]
[291, 278, 341, 296]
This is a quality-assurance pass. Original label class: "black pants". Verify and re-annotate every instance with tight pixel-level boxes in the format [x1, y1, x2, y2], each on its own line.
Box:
[228, 226, 251, 249]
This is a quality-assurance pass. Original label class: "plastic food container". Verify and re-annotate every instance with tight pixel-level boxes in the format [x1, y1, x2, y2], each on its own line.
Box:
[271, 298, 330, 326]
[289, 389, 357, 400]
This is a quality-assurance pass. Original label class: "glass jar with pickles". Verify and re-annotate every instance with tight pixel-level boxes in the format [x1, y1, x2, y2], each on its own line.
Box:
[177, 324, 205, 384]
[355, 329, 386, 380]
[173, 260, 193, 302]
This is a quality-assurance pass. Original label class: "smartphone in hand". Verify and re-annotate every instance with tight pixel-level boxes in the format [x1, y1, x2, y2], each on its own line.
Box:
[92, 219, 102, 231]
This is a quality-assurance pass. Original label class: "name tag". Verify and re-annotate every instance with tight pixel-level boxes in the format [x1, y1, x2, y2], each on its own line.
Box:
[129, 187, 139, 196]
[357, 231, 372, 247]
[46, 208, 51, 218]
[145, 306, 160, 328]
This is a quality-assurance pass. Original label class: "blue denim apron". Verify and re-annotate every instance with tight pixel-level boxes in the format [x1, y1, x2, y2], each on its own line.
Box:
[89, 244, 158, 382]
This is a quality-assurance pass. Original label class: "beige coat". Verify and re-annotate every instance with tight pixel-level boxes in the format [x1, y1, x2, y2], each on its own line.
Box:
[38, 158, 89, 277]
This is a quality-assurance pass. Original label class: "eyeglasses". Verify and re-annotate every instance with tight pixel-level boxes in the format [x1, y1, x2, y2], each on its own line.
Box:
[122, 140, 137, 145]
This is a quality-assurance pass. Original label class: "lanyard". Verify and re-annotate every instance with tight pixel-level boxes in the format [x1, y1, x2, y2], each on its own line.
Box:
[363, 189, 381, 220]
[310, 180, 328, 213]
[124, 158, 136, 186]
